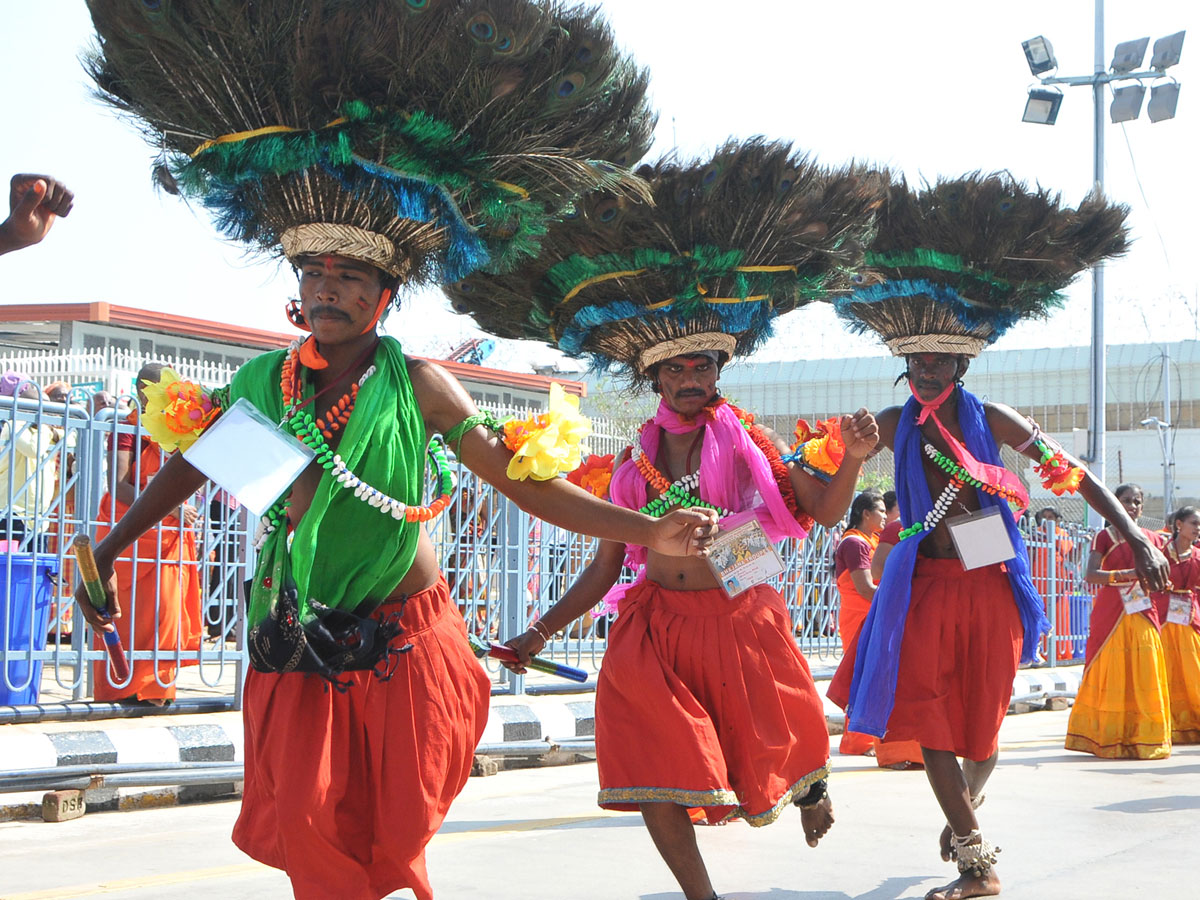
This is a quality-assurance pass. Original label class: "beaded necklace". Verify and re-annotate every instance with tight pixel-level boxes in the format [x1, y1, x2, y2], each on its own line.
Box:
[253, 342, 457, 549]
[897, 443, 1019, 540]
[629, 440, 731, 518]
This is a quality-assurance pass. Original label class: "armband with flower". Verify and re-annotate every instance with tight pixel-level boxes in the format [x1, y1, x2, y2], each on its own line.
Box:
[567, 453, 614, 499]
[499, 383, 592, 481]
[1034, 438, 1085, 495]
[140, 368, 227, 452]
[783, 416, 845, 481]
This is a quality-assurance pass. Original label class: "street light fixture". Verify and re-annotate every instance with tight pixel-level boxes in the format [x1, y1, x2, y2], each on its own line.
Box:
[1147, 82, 1181, 122]
[1141, 415, 1175, 517]
[1023, 89, 1064, 125]
[1022, 36, 1058, 75]
[1110, 37, 1149, 74]
[1110, 84, 1146, 122]
[1017, 7, 1186, 490]
[1151, 31, 1186, 70]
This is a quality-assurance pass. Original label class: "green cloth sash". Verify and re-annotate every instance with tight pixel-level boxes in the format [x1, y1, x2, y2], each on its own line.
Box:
[230, 337, 426, 627]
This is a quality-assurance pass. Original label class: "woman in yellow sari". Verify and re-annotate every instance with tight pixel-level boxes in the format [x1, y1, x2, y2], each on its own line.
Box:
[1154, 506, 1200, 744]
[1066, 484, 1171, 758]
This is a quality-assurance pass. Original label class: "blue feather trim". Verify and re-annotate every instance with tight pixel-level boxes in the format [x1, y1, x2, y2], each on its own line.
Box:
[834, 279, 1022, 342]
[558, 298, 776, 366]
[200, 153, 490, 283]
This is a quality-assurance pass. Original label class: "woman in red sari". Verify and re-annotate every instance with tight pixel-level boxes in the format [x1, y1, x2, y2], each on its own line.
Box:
[1154, 506, 1200, 744]
[835, 491, 922, 768]
[91, 364, 202, 705]
[1066, 484, 1171, 758]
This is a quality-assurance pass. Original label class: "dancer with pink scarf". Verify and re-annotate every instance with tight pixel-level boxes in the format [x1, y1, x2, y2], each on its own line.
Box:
[448, 140, 885, 900]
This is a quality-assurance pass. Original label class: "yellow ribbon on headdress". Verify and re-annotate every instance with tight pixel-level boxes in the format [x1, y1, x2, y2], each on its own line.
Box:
[189, 117, 350, 158]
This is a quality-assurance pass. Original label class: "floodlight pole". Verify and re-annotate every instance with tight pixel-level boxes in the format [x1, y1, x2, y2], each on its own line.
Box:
[1090, 0, 1107, 485]
[1162, 347, 1174, 516]
[1032, 3, 1184, 490]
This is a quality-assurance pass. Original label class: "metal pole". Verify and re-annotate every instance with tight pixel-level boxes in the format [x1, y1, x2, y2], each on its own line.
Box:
[1163, 347, 1174, 517]
[1087, 0, 1108, 486]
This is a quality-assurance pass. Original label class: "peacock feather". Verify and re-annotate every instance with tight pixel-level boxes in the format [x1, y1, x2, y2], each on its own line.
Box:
[834, 172, 1130, 355]
[84, 0, 656, 284]
[444, 137, 885, 376]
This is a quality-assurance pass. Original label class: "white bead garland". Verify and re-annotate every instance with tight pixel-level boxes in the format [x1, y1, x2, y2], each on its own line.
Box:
[253, 348, 456, 550]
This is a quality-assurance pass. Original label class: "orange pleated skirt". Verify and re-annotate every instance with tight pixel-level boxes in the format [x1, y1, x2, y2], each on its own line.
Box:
[596, 580, 829, 827]
[1160, 623, 1200, 745]
[232, 576, 490, 900]
[1065, 612, 1171, 759]
[883, 558, 1023, 762]
[835, 586, 923, 767]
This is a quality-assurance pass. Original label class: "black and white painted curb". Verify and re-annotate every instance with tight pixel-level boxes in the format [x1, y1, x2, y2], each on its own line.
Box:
[1, 668, 1085, 820]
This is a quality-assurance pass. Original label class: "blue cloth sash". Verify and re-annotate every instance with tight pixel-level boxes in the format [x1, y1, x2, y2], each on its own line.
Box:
[846, 387, 1049, 737]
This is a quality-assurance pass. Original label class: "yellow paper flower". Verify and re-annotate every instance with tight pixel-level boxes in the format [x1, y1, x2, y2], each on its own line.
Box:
[141, 368, 221, 452]
[502, 383, 592, 481]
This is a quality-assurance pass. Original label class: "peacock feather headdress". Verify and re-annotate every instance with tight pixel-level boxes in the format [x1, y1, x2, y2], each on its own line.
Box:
[444, 138, 884, 376]
[834, 172, 1130, 357]
[84, 0, 655, 283]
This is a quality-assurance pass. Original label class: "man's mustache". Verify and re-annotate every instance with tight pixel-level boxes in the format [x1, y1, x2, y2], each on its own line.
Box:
[309, 305, 350, 320]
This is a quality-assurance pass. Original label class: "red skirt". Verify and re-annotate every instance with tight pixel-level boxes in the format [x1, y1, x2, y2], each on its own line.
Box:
[596, 580, 829, 826]
[232, 576, 490, 900]
[883, 557, 1022, 761]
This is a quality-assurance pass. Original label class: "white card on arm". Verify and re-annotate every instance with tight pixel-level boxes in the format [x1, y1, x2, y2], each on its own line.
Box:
[183, 397, 316, 517]
[945, 506, 1017, 570]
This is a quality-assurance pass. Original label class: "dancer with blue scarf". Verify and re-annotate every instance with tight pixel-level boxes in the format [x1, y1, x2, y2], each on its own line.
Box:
[828, 173, 1169, 900]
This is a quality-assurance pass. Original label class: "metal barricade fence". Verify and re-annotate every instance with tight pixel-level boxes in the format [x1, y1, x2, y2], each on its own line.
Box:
[0, 395, 249, 719]
[1021, 520, 1099, 665]
[2, 393, 1101, 717]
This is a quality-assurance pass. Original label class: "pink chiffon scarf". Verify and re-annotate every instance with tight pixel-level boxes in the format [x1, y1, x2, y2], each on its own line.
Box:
[603, 399, 809, 612]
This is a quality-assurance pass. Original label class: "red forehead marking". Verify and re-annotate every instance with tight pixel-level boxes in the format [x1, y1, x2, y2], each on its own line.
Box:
[321, 255, 335, 272]
[679, 357, 710, 368]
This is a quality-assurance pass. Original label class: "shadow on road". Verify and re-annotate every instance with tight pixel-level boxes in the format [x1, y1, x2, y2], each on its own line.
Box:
[639, 875, 932, 900]
[1097, 794, 1200, 814]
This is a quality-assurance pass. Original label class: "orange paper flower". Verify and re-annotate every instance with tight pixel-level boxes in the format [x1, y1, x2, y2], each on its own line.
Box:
[568, 453, 615, 499]
[791, 417, 845, 476]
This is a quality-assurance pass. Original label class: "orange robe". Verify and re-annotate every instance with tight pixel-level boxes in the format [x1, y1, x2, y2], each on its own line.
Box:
[882, 557, 1022, 762]
[596, 580, 829, 826]
[91, 437, 202, 702]
[232, 577, 489, 900]
[1065, 528, 1171, 759]
[833, 530, 923, 766]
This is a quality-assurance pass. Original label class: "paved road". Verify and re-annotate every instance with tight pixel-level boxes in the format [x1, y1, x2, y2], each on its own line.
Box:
[2, 709, 1197, 900]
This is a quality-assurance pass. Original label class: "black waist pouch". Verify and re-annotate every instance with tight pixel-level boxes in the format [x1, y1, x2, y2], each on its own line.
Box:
[246, 576, 410, 689]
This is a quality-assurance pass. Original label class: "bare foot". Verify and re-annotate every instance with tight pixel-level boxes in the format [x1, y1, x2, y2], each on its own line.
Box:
[939, 824, 953, 862]
[801, 796, 834, 847]
[924, 869, 1001, 900]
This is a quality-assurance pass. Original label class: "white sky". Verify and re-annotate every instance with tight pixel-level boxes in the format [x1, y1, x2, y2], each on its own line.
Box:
[1, 1, 1196, 372]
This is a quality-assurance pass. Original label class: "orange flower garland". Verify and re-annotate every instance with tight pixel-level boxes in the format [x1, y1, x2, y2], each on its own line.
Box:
[568, 453, 615, 499]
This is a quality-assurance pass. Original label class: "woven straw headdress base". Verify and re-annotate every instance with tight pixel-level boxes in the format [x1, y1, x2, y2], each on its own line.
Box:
[281, 224, 405, 277]
[885, 333, 987, 358]
[638, 332, 738, 372]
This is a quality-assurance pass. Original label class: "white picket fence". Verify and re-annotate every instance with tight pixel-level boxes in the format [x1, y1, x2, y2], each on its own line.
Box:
[0, 348, 239, 397]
